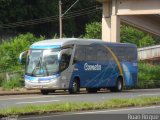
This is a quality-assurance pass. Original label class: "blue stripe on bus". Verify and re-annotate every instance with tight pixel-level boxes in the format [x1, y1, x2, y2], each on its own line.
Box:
[30, 45, 61, 49]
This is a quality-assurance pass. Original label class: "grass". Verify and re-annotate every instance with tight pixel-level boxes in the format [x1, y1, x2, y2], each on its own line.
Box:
[138, 62, 160, 81]
[0, 71, 24, 90]
[0, 96, 160, 117]
[2, 78, 24, 90]
[138, 62, 160, 88]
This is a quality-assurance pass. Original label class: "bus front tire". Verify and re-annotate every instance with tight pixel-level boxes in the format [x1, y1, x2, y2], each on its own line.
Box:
[110, 78, 123, 92]
[69, 80, 80, 94]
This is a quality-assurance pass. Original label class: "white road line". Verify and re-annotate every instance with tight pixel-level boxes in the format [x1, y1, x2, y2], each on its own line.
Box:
[16, 100, 60, 104]
[75, 106, 160, 114]
[138, 93, 160, 97]
[0, 96, 56, 101]
[19, 105, 160, 120]
[0, 95, 80, 101]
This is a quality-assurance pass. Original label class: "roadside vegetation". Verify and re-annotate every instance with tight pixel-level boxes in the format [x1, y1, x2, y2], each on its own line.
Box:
[138, 62, 160, 88]
[0, 96, 160, 117]
[0, 33, 44, 89]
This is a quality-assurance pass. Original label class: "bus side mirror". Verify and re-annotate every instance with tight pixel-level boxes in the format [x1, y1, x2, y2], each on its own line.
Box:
[19, 51, 27, 64]
[73, 59, 78, 64]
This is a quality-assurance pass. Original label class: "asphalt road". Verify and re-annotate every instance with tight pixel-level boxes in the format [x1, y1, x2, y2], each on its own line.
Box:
[0, 88, 160, 109]
[15, 106, 160, 120]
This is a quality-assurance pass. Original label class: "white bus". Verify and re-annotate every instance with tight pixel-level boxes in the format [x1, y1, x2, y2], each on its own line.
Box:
[19, 38, 138, 95]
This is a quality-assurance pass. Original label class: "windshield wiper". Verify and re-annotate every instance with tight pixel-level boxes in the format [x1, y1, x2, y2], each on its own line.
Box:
[31, 59, 41, 76]
[43, 62, 49, 76]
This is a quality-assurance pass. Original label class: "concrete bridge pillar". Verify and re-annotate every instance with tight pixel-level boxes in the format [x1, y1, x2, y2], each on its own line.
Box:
[102, 0, 120, 42]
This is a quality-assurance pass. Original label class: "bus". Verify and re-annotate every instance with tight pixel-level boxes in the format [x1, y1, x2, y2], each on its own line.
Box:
[19, 38, 138, 95]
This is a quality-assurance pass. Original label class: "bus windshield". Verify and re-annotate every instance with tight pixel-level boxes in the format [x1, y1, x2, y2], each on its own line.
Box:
[26, 49, 60, 77]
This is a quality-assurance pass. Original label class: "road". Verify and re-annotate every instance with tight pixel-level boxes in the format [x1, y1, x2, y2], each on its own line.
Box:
[15, 106, 160, 120]
[0, 88, 160, 109]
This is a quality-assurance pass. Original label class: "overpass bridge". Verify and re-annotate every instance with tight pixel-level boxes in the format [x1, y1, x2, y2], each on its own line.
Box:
[138, 45, 160, 64]
[120, 15, 160, 37]
[97, 0, 160, 42]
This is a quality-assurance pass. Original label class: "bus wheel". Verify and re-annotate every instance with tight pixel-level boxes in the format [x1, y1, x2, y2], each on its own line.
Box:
[69, 80, 80, 94]
[41, 90, 49, 95]
[86, 88, 98, 93]
[110, 78, 123, 92]
[116, 78, 123, 92]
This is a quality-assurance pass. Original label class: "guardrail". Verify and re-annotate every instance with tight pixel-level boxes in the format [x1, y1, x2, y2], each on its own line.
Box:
[138, 45, 160, 60]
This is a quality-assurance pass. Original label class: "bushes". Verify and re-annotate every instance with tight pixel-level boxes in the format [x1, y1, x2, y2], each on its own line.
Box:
[1, 71, 24, 89]
[0, 33, 44, 72]
[83, 22, 101, 39]
[0, 33, 44, 88]
[138, 62, 160, 88]
[121, 25, 156, 47]
[138, 62, 160, 80]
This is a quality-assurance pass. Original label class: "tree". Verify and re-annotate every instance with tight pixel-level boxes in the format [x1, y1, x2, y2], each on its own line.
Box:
[121, 25, 155, 47]
[0, 33, 44, 71]
[83, 22, 101, 39]
[83, 22, 158, 48]
[0, 0, 101, 38]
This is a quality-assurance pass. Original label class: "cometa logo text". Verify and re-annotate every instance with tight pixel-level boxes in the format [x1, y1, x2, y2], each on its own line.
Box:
[84, 63, 101, 71]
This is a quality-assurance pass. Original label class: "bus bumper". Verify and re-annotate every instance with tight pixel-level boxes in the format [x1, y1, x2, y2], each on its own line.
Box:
[25, 77, 68, 90]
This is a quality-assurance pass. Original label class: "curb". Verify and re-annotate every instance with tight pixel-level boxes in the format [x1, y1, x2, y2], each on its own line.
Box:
[0, 90, 40, 96]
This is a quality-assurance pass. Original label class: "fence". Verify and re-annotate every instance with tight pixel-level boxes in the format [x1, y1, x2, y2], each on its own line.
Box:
[138, 45, 160, 60]
[0, 69, 24, 88]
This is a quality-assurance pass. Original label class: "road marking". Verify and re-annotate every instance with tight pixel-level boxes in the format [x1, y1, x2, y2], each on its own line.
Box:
[0, 95, 80, 101]
[0, 96, 57, 101]
[19, 105, 160, 120]
[75, 105, 160, 114]
[16, 100, 60, 104]
[138, 93, 160, 97]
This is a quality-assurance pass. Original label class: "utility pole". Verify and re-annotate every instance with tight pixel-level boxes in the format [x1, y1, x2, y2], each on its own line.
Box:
[59, 0, 79, 38]
[59, 0, 62, 38]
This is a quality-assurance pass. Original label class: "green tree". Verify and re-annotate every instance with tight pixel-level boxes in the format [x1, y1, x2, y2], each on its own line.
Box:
[121, 25, 155, 47]
[0, 33, 44, 71]
[83, 22, 158, 47]
[83, 22, 101, 39]
[0, 0, 101, 37]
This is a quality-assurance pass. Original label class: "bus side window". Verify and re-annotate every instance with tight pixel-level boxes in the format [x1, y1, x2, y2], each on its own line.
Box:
[127, 47, 137, 62]
[97, 46, 113, 61]
[60, 54, 71, 71]
[60, 48, 72, 71]
[73, 45, 85, 63]
[112, 46, 125, 62]
[85, 45, 96, 61]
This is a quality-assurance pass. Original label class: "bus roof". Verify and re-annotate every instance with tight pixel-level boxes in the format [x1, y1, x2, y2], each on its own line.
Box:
[30, 38, 136, 49]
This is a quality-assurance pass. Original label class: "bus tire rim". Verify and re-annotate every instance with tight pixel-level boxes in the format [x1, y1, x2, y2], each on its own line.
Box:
[118, 81, 122, 90]
[73, 81, 77, 92]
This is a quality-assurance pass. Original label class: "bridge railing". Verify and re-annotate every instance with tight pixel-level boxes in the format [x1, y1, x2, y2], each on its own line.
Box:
[138, 45, 160, 60]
